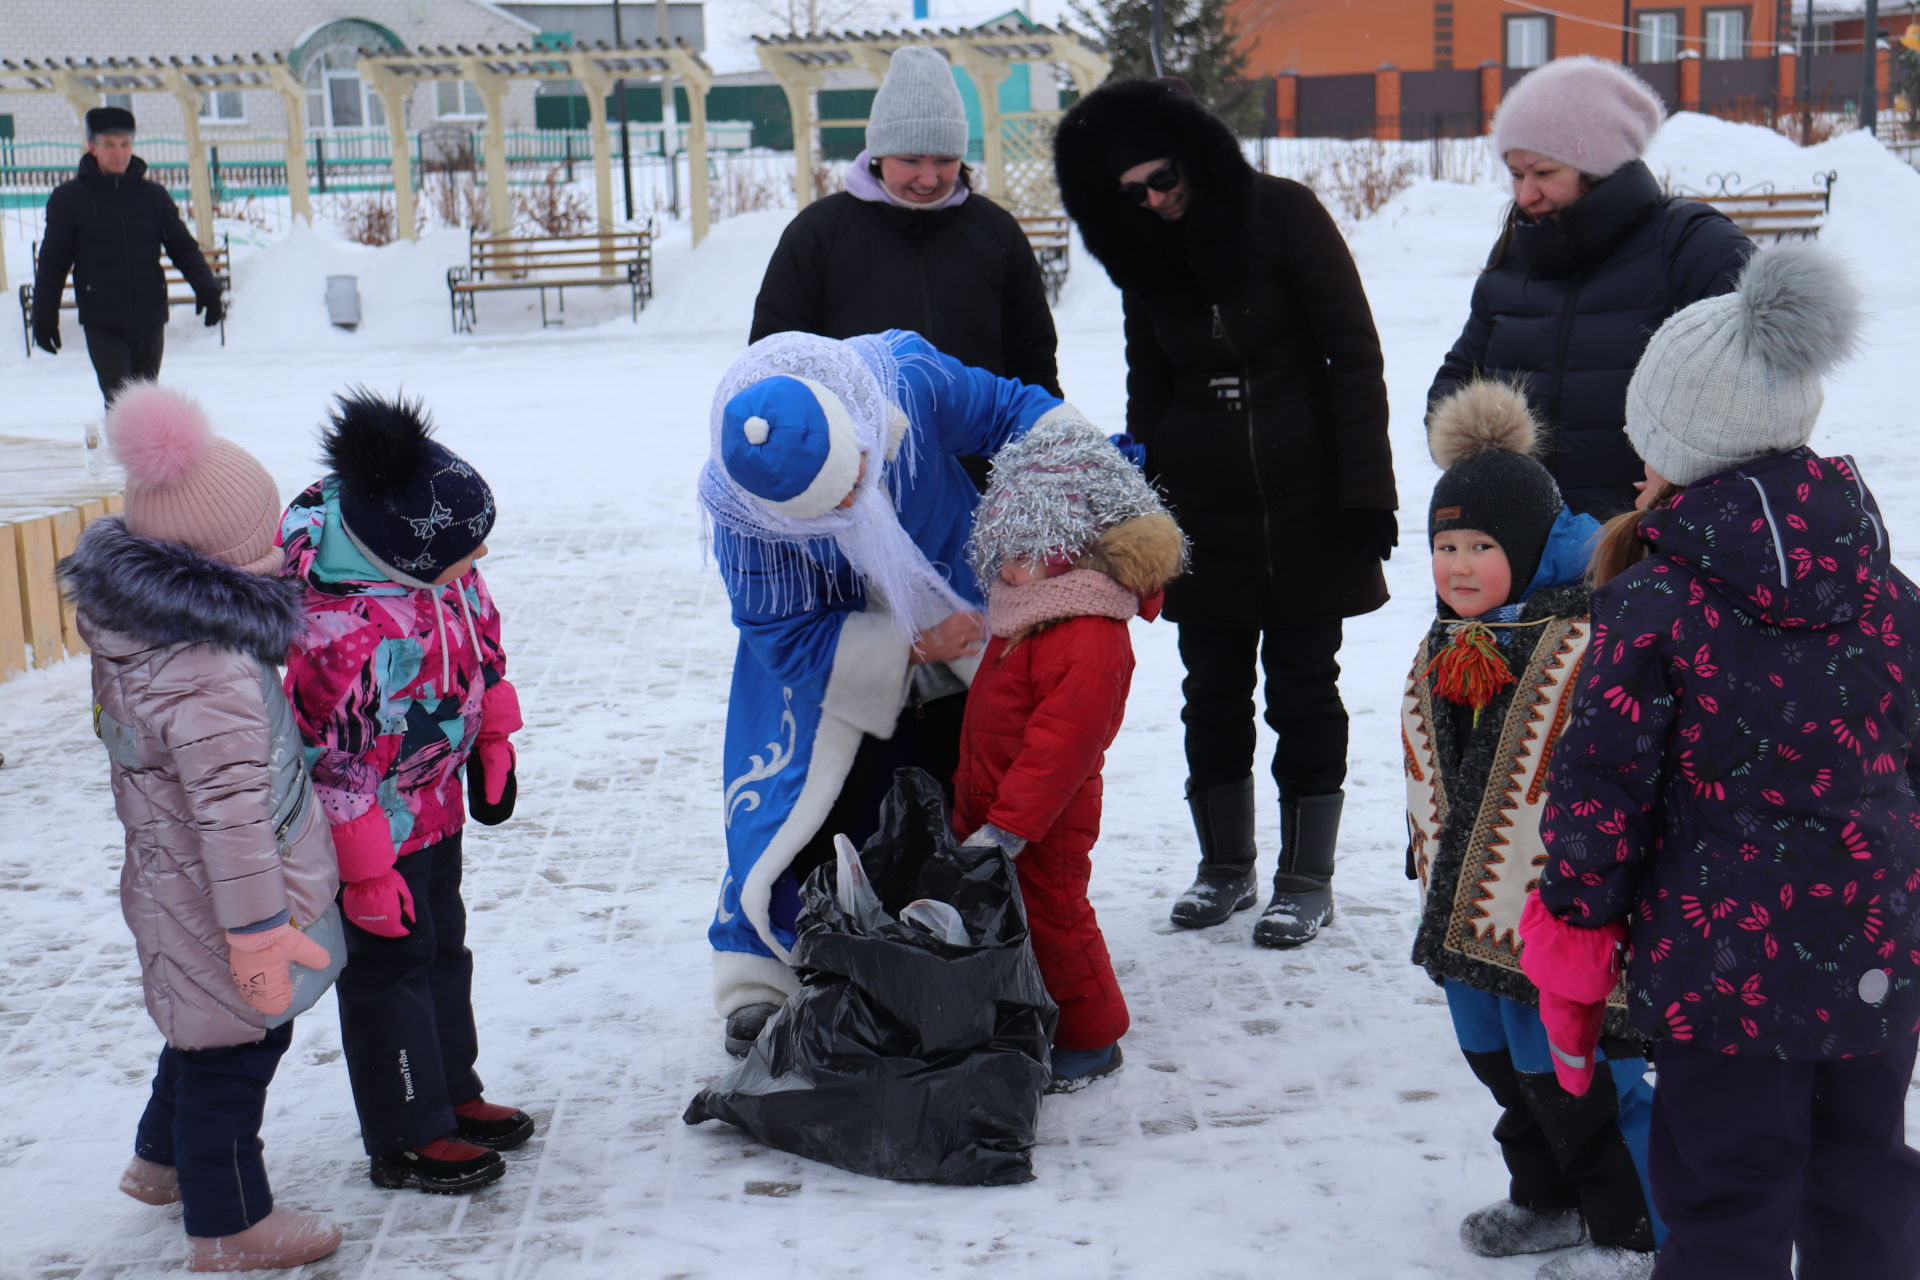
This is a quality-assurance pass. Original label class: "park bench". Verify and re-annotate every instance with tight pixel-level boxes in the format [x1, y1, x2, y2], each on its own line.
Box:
[1671, 172, 1837, 241]
[17, 236, 230, 356]
[1017, 214, 1071, 306]
[445, 227, 655, 333]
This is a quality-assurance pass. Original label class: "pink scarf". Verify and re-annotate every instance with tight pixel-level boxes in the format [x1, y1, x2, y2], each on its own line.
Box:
[986, 570, 1144, 639]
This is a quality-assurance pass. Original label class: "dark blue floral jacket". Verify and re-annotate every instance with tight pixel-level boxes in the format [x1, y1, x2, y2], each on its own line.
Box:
[1538, 448, 1920, 1058]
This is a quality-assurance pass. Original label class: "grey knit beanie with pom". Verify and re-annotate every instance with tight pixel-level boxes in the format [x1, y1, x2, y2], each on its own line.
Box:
[1626, 243, 1863, 486]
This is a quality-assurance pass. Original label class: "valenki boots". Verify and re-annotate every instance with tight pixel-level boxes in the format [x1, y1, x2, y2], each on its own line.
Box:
[1252, 791, 1342, 948]
[1169, 777, 1260, 929]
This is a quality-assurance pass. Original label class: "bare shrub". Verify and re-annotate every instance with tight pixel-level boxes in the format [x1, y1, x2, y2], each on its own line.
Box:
[711, 164, 784, 219]
[1302, 142, 1419, 222]
[424, 172, 490, 234]
[337, 194, 397, 246]
[513, 167, 594, 236]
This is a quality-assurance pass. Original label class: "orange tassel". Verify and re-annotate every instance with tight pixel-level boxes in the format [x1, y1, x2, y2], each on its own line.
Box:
[1424, 621, 1514, 725]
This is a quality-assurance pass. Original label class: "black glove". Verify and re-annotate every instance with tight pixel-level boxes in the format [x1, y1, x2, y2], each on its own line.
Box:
[1345, 508, 1398, 562]
[196, 293, 225, 327]
[32, 318, 60, 355]
[466, 751, 517, 826]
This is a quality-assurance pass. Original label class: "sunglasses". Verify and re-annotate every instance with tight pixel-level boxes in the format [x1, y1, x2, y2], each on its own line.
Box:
[1120, 164, 1180, 204]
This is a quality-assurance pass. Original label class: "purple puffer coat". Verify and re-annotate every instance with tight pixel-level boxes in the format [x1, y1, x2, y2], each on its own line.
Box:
[1538, 448, 1920, 1058]
[61, 519, 339, 1051]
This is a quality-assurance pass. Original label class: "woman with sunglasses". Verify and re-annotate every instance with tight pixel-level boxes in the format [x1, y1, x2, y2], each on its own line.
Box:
[1428, 57, 1751, 519]
[1055, 78, 1396, 949]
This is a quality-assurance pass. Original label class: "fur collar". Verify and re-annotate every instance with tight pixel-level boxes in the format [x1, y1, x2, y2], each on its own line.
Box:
[59, 517, 303, 662]
[1054, 80, 1256, 300]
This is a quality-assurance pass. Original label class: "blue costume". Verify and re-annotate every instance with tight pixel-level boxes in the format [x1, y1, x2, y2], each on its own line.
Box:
[702, 330, 1065, 1014]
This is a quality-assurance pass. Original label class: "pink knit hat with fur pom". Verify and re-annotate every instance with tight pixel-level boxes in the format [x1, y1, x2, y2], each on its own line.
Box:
[1491, 56, 1665, 176]
[108, 382, 283, 574]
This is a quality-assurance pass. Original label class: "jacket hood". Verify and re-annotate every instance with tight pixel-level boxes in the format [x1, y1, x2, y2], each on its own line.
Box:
[60, 517, 302, 662]
[1054, 79, 1254, 298]
[1510, 159, 1660, 279]
[77, 152, 149, 187]
[278, 479, 411, 596]
[843, 150, 970, 210]
[1641, 448, 1890, 629]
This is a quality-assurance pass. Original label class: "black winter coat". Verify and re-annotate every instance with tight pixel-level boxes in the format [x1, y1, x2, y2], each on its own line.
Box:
[32, 154, 220, 332]
[1056, 81, 1395, 628]
[1428, 162, 1751, 519]
[749, 189, 1061, 396]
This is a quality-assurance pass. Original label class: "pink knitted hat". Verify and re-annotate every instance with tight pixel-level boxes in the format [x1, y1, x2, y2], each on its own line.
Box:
[1491, 56, 1666, 176]
[108, 382, 283, 574]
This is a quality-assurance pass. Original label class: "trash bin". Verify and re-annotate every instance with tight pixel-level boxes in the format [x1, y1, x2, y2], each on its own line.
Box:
[325, 275, 361, 331]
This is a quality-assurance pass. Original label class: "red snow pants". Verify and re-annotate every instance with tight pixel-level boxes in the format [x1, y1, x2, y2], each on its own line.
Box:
[1014, 839, 1130, 1050]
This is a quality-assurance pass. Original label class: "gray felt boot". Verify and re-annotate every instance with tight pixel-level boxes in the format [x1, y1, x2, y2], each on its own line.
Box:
[1459, 1200, 1585, 1257]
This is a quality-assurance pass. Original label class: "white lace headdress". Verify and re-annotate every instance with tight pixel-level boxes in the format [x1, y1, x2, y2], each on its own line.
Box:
[698, 331, 970, 639]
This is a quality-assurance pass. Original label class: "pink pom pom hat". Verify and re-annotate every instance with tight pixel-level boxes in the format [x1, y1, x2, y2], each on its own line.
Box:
[107, 382, 283, 574]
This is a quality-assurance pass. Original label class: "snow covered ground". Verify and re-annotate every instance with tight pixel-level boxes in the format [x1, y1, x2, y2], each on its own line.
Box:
[2, 114, 1918, 1279]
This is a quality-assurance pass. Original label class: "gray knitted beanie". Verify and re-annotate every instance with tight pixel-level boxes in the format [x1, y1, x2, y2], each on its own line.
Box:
[1626, 243, 1863, 486]
[867, 47, 968, 158]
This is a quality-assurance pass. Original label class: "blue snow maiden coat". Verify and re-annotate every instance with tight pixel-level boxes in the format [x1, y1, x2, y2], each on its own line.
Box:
[709, 330, 1064, 1015]
[1537, 449, 1920, 1058]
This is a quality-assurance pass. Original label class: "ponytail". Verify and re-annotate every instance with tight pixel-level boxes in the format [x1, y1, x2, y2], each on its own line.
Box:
[1587, 482, 1681, 586]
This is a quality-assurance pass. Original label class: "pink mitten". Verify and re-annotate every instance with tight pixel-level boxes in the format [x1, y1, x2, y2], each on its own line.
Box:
[330, 807, 398, 883]
[225, 924, 332, 1016]
[341, 869, 416, 938]
[476, 679, 522, 807]
[1519, 892, 1628, 1096]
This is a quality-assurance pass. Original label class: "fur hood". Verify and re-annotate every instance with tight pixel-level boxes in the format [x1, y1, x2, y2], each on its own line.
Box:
[1054, 79, 1255, 299]
[1077, 512, 1186, 598]
[59, 517, 303, 663]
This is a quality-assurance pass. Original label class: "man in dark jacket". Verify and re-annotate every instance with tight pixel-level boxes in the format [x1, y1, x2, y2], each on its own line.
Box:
[31, 107, 224, 403]
[1055, 79, 1397, 949]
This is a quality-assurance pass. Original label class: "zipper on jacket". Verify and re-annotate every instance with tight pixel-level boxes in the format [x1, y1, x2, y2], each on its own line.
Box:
[1546, 280, 1583, 431]
[1208, 302, 1271, 576]
[1211, 303, 1225, 342]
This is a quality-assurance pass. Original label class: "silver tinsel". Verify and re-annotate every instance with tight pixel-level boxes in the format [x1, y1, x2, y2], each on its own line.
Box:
[966, 411, 1172, 586]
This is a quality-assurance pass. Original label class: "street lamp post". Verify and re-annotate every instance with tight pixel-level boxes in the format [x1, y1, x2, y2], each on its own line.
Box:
[612, 0, 635, 219]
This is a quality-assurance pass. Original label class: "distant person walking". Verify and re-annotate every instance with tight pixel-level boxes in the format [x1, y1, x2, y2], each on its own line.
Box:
[30, 107, 225, 404]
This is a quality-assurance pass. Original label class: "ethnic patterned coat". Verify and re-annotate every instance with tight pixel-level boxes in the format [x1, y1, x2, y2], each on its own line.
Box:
[1537, 449, 1920, 1058]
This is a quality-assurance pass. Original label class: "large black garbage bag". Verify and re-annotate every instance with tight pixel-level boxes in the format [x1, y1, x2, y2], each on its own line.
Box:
[683, 768, 1058, 1185]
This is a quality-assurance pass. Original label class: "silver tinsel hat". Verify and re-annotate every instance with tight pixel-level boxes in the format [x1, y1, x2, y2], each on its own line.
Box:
[967, 414, 1170, 585]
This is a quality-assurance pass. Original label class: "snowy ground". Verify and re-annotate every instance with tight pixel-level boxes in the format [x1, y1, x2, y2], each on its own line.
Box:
[3, 115, 1919, 1279]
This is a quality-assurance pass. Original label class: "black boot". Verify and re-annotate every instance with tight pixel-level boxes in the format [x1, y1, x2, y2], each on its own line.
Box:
[1169, 777, 1260, 929]
[1252, 791, 1342, 948]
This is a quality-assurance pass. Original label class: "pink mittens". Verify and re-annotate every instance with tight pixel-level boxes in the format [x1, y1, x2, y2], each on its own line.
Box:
[1518, 892, 1628, 1097]
[475, 679, 522, 807]
[225, 924, 332, 1016]
[330, 808, 414, 938]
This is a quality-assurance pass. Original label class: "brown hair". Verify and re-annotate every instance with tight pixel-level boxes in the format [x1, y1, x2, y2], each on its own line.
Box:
[1483, 169, 1603, 272]
[1586, 482, 1681, 586]
[867, 156, 975, 191]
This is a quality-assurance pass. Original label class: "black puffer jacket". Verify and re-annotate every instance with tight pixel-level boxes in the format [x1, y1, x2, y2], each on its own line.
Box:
[749, 189, 1060, 396]
[1056, 80, 1394, 628]
[32, 154, 220, 331]
[1428, 161, 1751, 518]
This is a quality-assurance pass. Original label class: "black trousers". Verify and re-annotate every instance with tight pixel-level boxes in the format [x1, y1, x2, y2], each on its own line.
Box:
[336, 834, 484, 1156]
[1176, 616, 1347, 797]
[83, 324, 165, 404]
[1649, 1036, 1920, 1279]
[134, 1022, 293, 1238]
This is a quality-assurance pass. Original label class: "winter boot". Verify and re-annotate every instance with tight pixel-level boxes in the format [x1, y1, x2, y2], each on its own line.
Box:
[1534, 1245, 1657, 1280]
[1169, 777, 1260, 929]
[1046, 1042, 1125, 1094]
[1252, 791, 1343, 948]
[119, 1155, 181, 1206]
[1512, 1071, 1658, 1254]
[723, 1001, 780, 1058]
[453, 1096, 535, 1151]
[369, 1136, 505, 1194]
[187, 1206, 342, 1272]
[1460, 1200, 1585, 1257]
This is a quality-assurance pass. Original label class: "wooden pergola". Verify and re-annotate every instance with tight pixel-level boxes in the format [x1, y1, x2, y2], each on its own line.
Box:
[751, 23, 1110, 211]
[355, 39, 715, 245]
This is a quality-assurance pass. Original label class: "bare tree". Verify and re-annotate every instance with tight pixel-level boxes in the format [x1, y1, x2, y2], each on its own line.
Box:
[726, 0, 907, 38]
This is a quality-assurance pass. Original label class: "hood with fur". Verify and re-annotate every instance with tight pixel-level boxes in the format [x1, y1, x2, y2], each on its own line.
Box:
[1054, 79, 1255, 299]
[60, 517, 303, 663]
[1076, 512, 1186, 598]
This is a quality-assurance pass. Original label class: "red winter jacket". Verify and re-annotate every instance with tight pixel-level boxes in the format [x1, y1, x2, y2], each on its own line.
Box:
[952, 616, 1134, 855]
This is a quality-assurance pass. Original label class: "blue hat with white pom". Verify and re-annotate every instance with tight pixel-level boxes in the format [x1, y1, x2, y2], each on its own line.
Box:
[720, 375, 861, 520]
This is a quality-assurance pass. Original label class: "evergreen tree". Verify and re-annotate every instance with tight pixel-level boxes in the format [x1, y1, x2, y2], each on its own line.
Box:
[1067, 0, 1258, 134]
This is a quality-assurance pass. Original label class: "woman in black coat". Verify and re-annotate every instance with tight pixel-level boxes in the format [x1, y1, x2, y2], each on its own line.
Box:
[1055, 78, 1397, 949]
[1428, 56, 1752, 518]
[749, 47, 1060, 401]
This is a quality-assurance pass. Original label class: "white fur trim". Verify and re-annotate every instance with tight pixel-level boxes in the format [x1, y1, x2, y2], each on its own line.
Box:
[712, 950, 800, 1016]
[753, 377, 861, 520]
[821, 608, 913, 739]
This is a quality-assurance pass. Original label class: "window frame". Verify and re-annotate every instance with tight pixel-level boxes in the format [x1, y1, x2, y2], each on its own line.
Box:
[435, 79, 487, 120]
[1635, 8, 1684, 62]
[1504, 13, 1554, 69]
[1702, 6, 1749, 59]
[199, 89, 247, 123]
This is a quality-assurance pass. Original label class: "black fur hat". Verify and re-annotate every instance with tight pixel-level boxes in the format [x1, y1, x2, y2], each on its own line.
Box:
[321, 390, 494, 586]
[85, 106, 136, 137]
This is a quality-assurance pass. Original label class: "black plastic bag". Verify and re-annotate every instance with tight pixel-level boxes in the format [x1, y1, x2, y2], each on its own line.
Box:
[683, 768, 1057, 1185]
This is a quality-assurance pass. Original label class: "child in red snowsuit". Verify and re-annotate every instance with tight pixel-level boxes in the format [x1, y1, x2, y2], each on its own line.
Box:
[952, 417, 1184, 1090]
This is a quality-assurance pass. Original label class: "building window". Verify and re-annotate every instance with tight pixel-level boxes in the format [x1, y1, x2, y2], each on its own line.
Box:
[1703, 8, 1748, 58]
[1506, 15, 1552, 68]
[1636, 11, 1682, 62]
[102, 92, 133, 111]
[303, 49, 386, 131]
[436, 80, 487, 119]
[200, 90, 246, 122]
